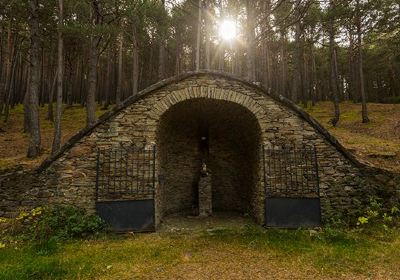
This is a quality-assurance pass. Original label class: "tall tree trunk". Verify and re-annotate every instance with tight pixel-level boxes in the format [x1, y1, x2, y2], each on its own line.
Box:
[27, 0, 41, 158]
[347, 27, 355, 101]
[52, 0, 64, 155]
[23, 58, 31, 133]
[132, 26, 139, 96]
[47, 70, 58, 121]
[116, 34, 123, 105]
[102, 45, 112, 109]
[262, 0, 272, 90]
[356, 0, 369, 123]
[310, 38, 317, 106]
[86, 0, 101, 126]
[0, 22, 12, 116]
[279, 30, 287, 97]
[3, 47, 18, 123]
[292, 22, 300, 103]
[329, 8, 340, 127]
[195, 0, 202, 71]
[158, 0, 166, 79]
[245, 0, 256, 82]
[175, 33, 182, 75]
[217, 0, 224, 71]
[204, 0, 211, 70]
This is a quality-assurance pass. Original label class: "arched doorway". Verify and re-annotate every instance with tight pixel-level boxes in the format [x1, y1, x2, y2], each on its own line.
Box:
[156, 98, 262, 223]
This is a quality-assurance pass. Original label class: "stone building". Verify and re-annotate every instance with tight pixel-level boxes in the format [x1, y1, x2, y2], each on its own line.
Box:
[1, 71, 399, 231]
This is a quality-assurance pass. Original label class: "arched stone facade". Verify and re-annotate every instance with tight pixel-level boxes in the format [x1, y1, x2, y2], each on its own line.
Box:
[1, 71, 399, 228]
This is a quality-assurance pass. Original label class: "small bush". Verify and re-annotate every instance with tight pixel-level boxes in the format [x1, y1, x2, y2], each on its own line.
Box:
[30, 205, 106, 240]
[355, 197, 400, 238]
[0, 205, 107, 252]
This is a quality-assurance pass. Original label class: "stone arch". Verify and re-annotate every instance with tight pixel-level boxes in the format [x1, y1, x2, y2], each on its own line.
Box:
[150, 86, 266, 130]
[155, 97, 264, 224]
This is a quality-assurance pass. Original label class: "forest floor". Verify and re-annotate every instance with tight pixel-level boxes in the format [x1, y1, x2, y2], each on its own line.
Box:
[0, 102, 399, 172]
[1, 216, 400, 280]
[0, 105, 108, 172]
[305, 102, 400, 172]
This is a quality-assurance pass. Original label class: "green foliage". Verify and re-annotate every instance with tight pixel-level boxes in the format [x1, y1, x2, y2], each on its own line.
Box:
[0, 205, 107, 254]
[30, 205, 106, 240]
[355, 197, 399, 236]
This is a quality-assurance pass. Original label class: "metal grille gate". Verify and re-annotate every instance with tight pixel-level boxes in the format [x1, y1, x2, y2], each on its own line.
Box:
[95, 145, 156, 232]
[263, 145, 321, 228]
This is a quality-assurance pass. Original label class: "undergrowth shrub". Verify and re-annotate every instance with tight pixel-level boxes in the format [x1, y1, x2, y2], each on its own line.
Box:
[0, 205, 107, 254]
[356, 197, 399, 233]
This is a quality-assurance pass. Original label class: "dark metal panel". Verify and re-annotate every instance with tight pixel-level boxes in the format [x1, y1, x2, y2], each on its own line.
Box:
[96, 199, 155, 232]
[265, 198, 321, 228]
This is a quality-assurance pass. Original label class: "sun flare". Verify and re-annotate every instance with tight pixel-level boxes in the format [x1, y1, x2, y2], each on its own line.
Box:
[219, 20, 237, 41]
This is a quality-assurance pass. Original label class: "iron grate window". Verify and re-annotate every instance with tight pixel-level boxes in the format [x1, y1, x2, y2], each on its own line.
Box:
[263, 145, 320, 198]
[95, 145, 156, 201]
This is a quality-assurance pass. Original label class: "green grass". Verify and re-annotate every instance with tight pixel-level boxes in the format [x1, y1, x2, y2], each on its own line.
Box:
[1, 226, 399, 279]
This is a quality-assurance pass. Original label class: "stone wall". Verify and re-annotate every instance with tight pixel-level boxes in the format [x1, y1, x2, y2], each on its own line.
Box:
[1, 71, 399, 227]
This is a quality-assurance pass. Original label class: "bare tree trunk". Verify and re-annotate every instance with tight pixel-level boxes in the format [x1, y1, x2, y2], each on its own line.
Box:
[102, 45, 112, 109]
[158, 43, 165, 79]
[217, 0, 224, 71]
[47, 69, 58, 121]
[330, 46, 341, 126]
[86, 0, 101, 126]
[132, 26, 139, 96]
[356, 0, 369, 123]
[116, 34, 123, 105]
[27, 0, 41, 158]
[262, 0, 272, 90]
[3, 43, 18, 122]
[158, 0, 166, 79]
[245, 0, 256, 82]
[0, 22, 12, 116]
[195, 0, 202, 71]
[347, 27, 355, 101]
[52, 0, 64, 155]
[292, 21, 301, 103]
[279, 30, 287, 97]
[310, 38, 317, 106]
[175, 33, 182, 75]
[204, 0, 211, 70]
[329, 8, 340, 126]
[23, 59, 31, 133]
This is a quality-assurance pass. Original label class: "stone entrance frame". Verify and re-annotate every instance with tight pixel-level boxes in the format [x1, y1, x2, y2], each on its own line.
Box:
[156, 98, 263, 224]
[18, 71, 397, 229]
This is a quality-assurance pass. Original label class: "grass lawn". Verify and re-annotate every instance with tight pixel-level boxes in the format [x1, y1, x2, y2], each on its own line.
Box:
[1, 223, 399, 280]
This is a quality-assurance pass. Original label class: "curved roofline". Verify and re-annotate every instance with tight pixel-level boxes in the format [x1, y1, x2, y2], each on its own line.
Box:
[37, 70, 389, 175]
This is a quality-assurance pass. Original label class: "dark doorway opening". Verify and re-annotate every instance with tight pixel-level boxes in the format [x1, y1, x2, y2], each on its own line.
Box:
[157, 98, 261, 223]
